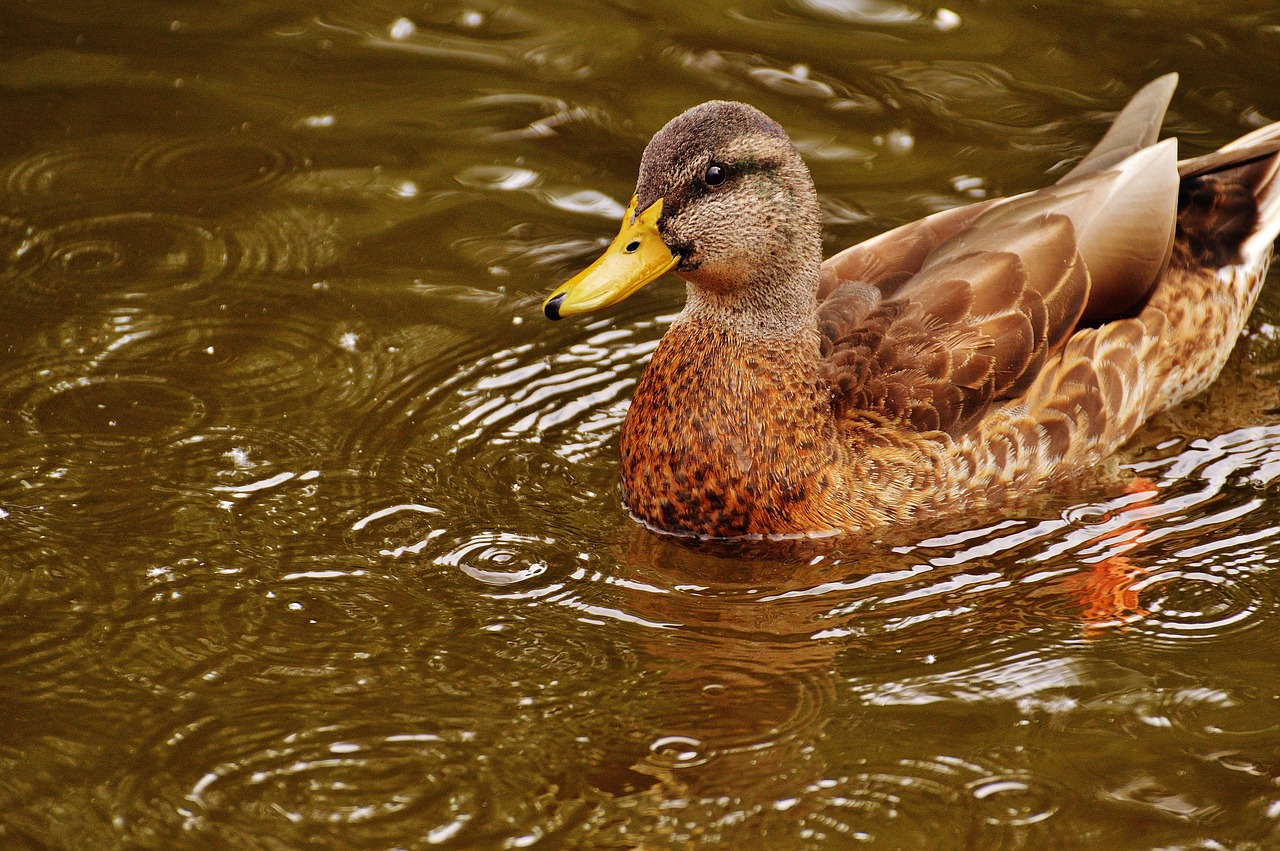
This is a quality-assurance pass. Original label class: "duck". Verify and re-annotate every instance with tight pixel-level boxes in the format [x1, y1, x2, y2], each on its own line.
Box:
[542, 74, 1280, 539]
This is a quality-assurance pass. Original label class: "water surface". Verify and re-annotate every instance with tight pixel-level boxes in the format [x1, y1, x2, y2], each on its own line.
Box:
[3, 1, 1280, 848]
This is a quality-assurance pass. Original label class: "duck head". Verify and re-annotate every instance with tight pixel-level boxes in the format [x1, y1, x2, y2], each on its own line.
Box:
[544, 101, 823, 322]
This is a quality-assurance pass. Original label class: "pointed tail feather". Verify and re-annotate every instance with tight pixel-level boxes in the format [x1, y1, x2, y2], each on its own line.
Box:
[1060, 74, 1179, 183]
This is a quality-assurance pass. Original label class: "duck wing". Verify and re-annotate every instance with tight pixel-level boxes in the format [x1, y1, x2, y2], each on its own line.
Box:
[818, 137, 1179, 436]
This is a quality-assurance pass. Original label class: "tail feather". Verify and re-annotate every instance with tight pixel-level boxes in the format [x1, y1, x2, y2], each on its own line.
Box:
[1060, 74, 1179, 183]
[1242, 169, 1280, 269]
[1234, 128, 1280, 266]
[1174, 124, 1280, 271]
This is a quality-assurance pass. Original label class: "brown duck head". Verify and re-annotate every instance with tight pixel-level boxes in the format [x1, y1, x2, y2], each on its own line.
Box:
[544, 101, 824, 324]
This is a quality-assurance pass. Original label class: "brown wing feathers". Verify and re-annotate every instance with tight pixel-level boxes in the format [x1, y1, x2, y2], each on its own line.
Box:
[819, 210, 1091, 436]
[816, 77, 1186, 441]
[816, 199, 999, 302]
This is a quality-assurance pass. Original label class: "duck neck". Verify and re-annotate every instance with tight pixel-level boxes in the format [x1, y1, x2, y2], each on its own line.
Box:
[681, 267, 821, 338]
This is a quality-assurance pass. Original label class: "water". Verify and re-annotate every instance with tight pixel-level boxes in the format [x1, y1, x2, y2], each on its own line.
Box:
[2, 1, 1280, 848]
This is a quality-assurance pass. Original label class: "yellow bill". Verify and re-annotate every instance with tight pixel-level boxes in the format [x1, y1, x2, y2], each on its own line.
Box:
[543, 196, 679, 320]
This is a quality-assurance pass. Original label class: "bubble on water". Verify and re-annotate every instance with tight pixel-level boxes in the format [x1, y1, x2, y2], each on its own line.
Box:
[388, 17, 416, 39]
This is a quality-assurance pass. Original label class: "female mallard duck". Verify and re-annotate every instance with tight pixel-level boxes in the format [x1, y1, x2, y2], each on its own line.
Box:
[543, 74, 1280, 539]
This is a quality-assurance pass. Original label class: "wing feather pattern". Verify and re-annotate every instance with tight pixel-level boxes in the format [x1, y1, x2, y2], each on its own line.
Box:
[819, 210, 1092, 436]
[817, 110, 1180, 440]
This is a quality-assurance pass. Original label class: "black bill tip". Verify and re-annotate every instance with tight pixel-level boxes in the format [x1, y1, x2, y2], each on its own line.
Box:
[544, 293, 566, 321]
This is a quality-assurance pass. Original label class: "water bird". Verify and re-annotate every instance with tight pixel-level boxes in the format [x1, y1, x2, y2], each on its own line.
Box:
[543, 75, 1280, 539]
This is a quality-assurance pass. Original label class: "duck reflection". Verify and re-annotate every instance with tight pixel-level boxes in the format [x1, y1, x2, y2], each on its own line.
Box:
[573, 490, 1172, 812]
[580, 528, 853, 804]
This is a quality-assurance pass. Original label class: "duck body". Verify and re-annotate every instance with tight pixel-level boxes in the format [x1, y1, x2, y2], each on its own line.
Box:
[544, 75, 1280, 539]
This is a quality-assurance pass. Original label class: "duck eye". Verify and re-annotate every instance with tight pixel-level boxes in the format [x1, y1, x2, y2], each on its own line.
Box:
[704, 163, 727, 186]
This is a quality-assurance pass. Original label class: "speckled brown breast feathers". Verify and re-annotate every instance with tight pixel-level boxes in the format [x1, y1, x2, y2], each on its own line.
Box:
[620, 320, 851, 537]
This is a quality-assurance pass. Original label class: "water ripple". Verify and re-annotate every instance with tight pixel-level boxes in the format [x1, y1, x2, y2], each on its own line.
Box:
[1095, 683, 1277, 741]
[0, 132, 339, 306]
[875, 60, 1071, 143]
[669, 46, 887, 117]
[788, 0, 927, 26]
[128, 134, 304, 197]
[3, 146, 143, 206]
[461, 93, 629, 144]
[94, 314, 362, 418]
[343, 318, 662, 509]
[451, 330, 656, 458]
[787, 752, 1065, 848]
[852, 649, 1085, 707]
[159, 424, 337, 497]
[2, 211, 229, 300]
[1127, 567, 1272, 646]
[171, 720, 502, 849]
[450, 162, 629, 249]
[210, 563, 449, 670]
[304, 6, 644, 82]
[20, 374, 209, 447]
[434, 531, 553, 587]
[222, 205, 342, 277]
[0, 514, 102, 678]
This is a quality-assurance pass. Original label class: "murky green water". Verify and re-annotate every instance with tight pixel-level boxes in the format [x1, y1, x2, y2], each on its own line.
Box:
[3, 1, 1280, 848]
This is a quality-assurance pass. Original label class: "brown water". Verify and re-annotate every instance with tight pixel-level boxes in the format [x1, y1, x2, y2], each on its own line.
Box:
[3, 1, 1280, 848]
